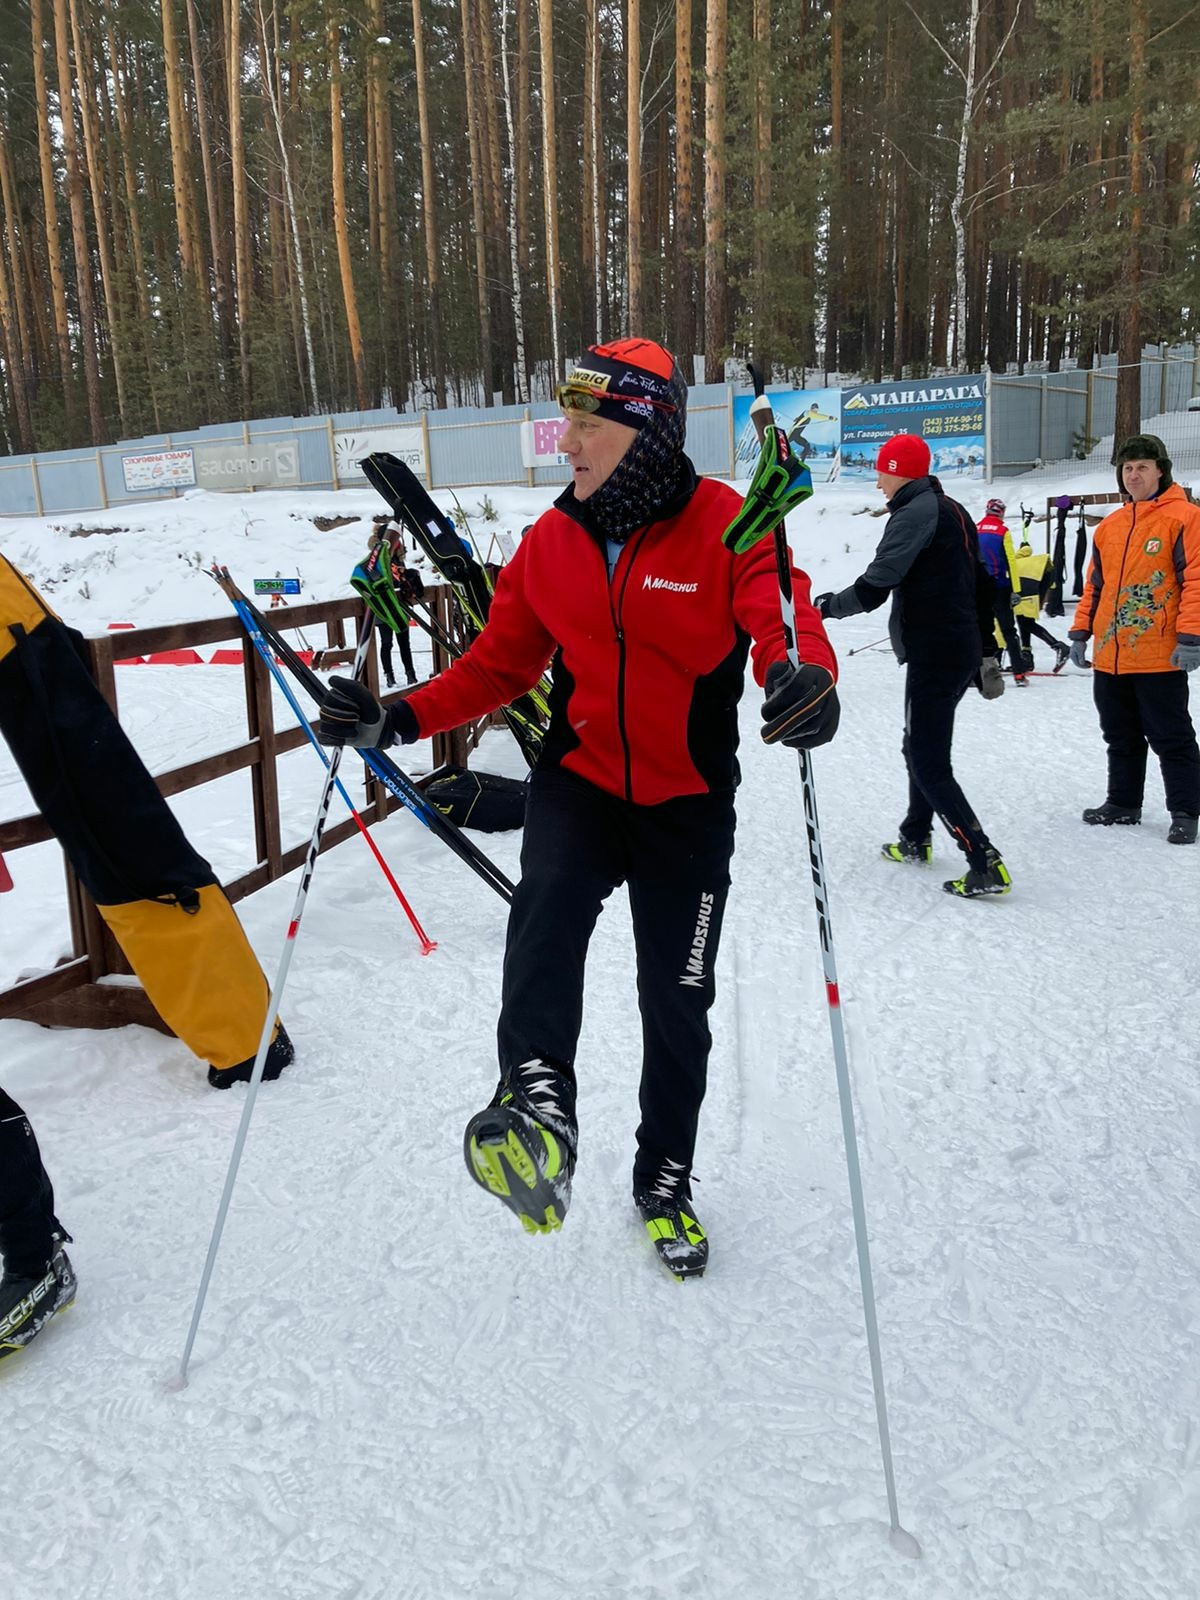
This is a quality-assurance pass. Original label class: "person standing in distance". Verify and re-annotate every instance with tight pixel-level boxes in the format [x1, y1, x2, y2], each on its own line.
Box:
[1069, 434, 1200, 844]
[814, 432, 1011, 898]
[315, 338, 839, 1277]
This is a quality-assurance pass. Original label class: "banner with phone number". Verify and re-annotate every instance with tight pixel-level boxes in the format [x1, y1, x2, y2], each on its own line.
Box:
[840, 376, 986, 480]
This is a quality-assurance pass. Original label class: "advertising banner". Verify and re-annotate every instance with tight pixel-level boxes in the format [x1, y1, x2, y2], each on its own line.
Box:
[192, 439, 301, 491]
[840, 377, 986, 479]
[520, 416, 570, 468]
[253, 578, 302, 595]
[333, 425, 426, 484]
[121, 449, 196, 493]
[731, 389, 842, 483]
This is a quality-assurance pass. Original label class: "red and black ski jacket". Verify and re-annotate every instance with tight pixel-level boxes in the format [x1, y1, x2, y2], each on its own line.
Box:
[403, 465, 836, 806]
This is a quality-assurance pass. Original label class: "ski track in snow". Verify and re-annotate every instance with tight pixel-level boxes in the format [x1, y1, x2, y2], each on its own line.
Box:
[2, 476, 1200, 1598]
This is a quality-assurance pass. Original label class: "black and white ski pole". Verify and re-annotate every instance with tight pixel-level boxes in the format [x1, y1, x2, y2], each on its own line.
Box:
[743, 368, 919, 1559]
[172, 610, 376, 1388]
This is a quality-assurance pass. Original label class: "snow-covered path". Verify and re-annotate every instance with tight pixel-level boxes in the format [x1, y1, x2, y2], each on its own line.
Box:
[3, 479, 1199, 1598]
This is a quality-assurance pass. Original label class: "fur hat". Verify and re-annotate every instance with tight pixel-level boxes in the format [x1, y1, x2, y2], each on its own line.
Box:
[1115, 433, 1173, 495]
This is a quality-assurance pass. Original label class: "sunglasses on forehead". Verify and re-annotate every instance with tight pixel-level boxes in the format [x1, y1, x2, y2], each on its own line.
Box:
[555, 381, 678, 416]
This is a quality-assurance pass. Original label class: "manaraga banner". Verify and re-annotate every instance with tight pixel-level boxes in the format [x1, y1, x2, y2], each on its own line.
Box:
[840, 376, 986, 479]
[732, 388, 842, 484]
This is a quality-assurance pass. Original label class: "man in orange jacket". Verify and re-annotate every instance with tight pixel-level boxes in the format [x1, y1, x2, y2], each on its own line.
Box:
[1069, 434, 1200, 844]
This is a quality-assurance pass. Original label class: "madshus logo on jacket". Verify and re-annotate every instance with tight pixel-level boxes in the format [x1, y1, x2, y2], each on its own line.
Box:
[643, 574, 699, 594]
[680, 892, 716, 986]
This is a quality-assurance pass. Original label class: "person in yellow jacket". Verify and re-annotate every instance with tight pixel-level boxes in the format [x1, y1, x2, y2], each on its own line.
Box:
[1012, 536, 1071, 673]
[1069, 434, 1200, 844]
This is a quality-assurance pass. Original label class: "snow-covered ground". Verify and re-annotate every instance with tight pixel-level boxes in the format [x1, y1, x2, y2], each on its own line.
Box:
[3, 467, 1199, 1599]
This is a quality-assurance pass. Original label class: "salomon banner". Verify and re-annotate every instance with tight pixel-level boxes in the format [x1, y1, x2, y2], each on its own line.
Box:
[732, 388, 842, 483]
[840, 377, 987, 479]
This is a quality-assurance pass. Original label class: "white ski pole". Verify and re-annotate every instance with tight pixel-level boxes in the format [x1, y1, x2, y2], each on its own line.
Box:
[745, 369, 920, 1558]
[172, 611, 376, 1387]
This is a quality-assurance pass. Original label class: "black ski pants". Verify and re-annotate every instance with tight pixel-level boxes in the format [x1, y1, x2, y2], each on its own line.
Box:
[991, 590, 1025, 671]
[379, 624, 415, 684]
[898, 657, 996, 866]
[1093, 670, 1200, 815]
[0, 1088, 58, 1278]
[1017, 615, 1065, 657]
[496, 768, 735, 1184]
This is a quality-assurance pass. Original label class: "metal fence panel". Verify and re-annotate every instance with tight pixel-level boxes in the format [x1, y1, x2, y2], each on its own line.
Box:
[32, 453, 104, 515]
[427, 417, 528, 487]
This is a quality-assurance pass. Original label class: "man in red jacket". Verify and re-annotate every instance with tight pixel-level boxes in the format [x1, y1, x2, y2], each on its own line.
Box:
[317, 339, 838, 1277]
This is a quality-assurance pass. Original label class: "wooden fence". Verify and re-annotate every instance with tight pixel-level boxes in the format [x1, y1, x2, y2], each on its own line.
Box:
[0, 588, 485, 1033]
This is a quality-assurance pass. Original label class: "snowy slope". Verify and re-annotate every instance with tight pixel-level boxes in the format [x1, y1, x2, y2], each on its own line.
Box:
[2, 471, 1199, 1599]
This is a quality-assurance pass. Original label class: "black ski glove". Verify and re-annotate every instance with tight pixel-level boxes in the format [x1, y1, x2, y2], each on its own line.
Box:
[317, 677, 390, 747]
[812, 592, 834, 619]
[761, 660, 840, 750]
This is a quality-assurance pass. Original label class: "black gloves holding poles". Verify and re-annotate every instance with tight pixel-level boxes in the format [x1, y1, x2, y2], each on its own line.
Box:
[761, 661, 840, 750]
[317, 677, 418, 748]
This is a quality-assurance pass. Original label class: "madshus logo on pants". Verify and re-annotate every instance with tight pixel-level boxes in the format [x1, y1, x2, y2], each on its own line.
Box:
[679, 892, 715, 987]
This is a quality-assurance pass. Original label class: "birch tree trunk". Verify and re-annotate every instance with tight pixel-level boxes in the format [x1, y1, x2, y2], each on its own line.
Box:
[51, 0, 104, 440]
[950, 0, 980, 368]
[459, 0, 493, 404]
[413, 0, 446, 405]
[328, 7, 369, 409]
[186, 0, 233, 362]
[227, 0, 254, 410]
[537, 0, 561, 384]
[500, 0, 529, 399]
[258, 0, 319, 412]
[703, 0, 727, 382]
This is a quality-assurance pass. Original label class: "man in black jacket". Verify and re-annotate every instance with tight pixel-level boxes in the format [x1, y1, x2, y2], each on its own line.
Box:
[815, 433, 1012, 898]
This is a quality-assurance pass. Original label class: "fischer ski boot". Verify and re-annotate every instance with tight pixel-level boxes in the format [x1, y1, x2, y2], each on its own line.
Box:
[1082, 802, 1142, 827]
[1168, 812, 1199, 845]
[464, 1060, 577, 1235]
[634, 1158, 708, 1279]
[881, 835, 932, 864]
[943, 849, 1012, 899]
[0, 1239, 77, 1362]
[1053, 643, 1071, 674]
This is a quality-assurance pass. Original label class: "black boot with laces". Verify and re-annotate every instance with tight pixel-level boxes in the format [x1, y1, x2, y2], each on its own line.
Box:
[464, 1060, 578, 1234]
[633, 1158, 708, 1279]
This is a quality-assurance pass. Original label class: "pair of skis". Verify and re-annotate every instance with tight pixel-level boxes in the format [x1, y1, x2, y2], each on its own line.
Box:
[210, 565, 514, 906]
[358, 454, 549, 768]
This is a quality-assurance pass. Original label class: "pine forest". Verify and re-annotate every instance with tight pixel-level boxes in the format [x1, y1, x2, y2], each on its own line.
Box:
[0, 0, 1196, 453]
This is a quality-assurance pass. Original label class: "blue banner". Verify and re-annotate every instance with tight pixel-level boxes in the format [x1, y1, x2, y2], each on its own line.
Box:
[840, 377, 986, 480]
[732, 388, 842, 484]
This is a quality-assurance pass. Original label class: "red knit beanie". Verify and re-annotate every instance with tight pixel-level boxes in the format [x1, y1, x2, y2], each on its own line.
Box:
[875, 434, 931, 478]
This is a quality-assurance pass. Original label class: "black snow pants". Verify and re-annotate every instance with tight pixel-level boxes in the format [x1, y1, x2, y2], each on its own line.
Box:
[379, 624, 415, 684]
[991, 590, 1026, 672]
[1017, 615, 1065, 658]
[898, 657, 997, 866]
[1093, 670, 1200, 815]
[0, 1089, 59, 1278]
[496, 768, 736, 1184]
